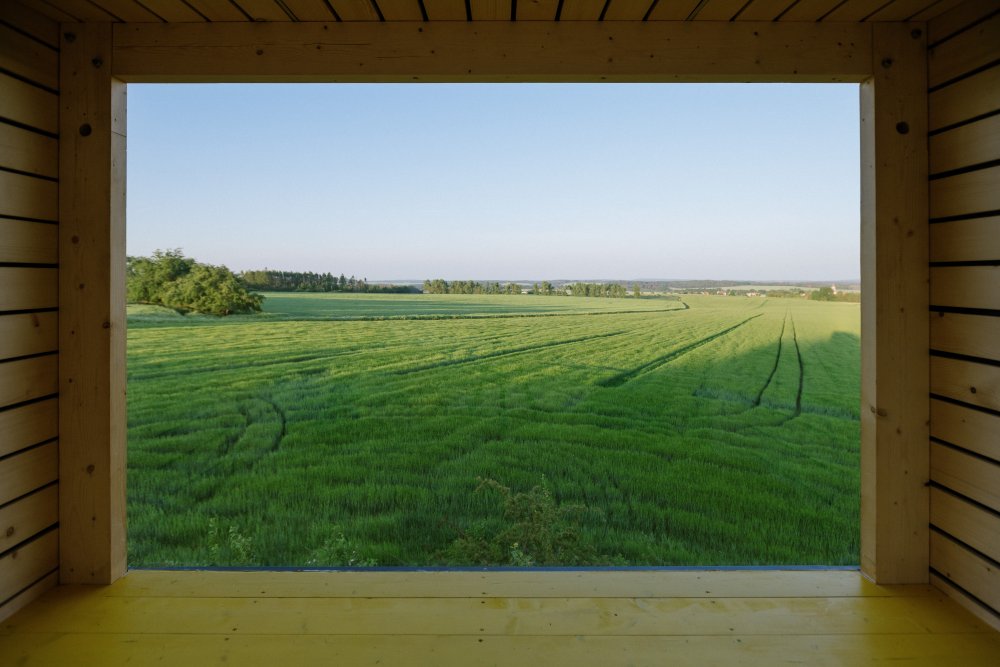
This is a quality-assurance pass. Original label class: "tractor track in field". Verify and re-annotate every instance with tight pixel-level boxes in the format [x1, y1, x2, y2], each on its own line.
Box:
[394, 330, 629, 375]
[752, 312, 787, 407]
[777, 317, 805, 424]
[597, 314, 763, 388]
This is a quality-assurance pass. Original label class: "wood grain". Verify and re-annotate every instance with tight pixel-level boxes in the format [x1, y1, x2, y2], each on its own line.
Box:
[0, 220, 57, 264]
[0, 485, 58, 554]
[859, 23, 930, 585]
[930, 115, 1000, 175]
[0, 312, 58, 361]
[931, 265, 1000, 310]
[0, 441, 58, 506]
[930, 311, 1000, 362]
[0, 398, 57, 458]
[111, 21, 873, 83]
[58, 23, 127, 586]
[0, 356, 58, 411]
[930, 487, 1000, 562]
[0, 268, 57, 311]
[0, 170, 58, 221]
[931, 442, 1000, 510]
[929, 11, 1000, 88]
[931, 397, 1000, 462]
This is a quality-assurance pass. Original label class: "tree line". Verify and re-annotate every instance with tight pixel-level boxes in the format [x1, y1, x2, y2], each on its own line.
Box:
[423, 279, 639, 299]
[127, 249, 263, 316]
[240, 270, 418, 294]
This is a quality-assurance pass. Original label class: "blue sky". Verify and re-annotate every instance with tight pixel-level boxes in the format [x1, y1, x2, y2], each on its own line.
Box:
[127, 83, 859, 281]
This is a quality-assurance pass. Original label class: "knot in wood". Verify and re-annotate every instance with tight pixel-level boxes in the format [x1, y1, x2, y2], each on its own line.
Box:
[79, 123, 92, 137]
[895, 122, 909, 135]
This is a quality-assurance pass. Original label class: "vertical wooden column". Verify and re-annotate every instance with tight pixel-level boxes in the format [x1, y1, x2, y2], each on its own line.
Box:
[859, 23, 929, 584]
[58, 23, 127, 584]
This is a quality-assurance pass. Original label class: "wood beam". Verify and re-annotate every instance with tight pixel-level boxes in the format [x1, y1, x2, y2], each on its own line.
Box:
[859, 23, 929, 584]
[58, 22, 127, 585]
[111, 21, 873, 83]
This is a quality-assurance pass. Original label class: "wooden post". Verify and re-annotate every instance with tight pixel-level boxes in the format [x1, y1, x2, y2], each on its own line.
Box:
[59, 22, 127, 585]
[859, 23, 929, 584]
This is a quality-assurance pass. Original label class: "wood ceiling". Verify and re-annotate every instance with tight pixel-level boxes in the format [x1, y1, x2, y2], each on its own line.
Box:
[27, 0, 969, 24]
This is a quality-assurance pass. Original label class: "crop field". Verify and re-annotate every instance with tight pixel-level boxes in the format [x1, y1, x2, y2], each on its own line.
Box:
[127, 293, 860, 567]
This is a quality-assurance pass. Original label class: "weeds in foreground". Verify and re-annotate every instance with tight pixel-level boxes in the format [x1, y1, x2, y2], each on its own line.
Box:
[442, 478, 625, 566]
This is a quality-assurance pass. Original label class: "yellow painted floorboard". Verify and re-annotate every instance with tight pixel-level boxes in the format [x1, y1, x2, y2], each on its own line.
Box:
[1, 570, 998, 666]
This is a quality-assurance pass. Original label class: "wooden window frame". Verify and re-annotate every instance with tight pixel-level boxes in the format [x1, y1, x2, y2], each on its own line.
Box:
[57, 20, 929, 585]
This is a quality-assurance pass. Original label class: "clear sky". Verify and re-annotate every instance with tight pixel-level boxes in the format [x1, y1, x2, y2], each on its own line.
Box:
[127, 83, 859, 282]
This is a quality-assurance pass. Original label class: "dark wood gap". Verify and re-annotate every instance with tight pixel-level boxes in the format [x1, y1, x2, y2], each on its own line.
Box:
[931, 436, 1000, 468]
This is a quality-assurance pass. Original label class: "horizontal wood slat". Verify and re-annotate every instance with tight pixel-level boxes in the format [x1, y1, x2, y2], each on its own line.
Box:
[931, 265, 1000, 310]
[930, 115, 1000, 175]
[930, 356, 1000, 412]
[931, 443, 1000, 510]
[0, 268, 57, 311]
[931, 398, 1000, 462]
[931, 532, 1000, 615]
[0, 122, 58, 178]
[929, 65, 1000, 132]
[0, 399, 57, 458]
[0, 441, 58, 506]
[929, 0, 1000, 45]
[0, 356, 58, 412]
[0, 484, 58, 554]
[373, 0, 424, 20]
[0, 570, 56, 625]
[930, 165, 1000, 219]
[0, 312, 58, 361]
[929, 11, 1000, 88]
[930, 217, 1000, 262]
[931, 312, 1000, 362]
[0, 169, 57, 222]
[111, 22, 874, 83]
[930, 487, 1000, 563]
[0, 74, 58, 135]
[0, 24, 58, 91]
[0, 2, 60, 49]
[0, 529, 57, 606]
[0, 219, 57, 264]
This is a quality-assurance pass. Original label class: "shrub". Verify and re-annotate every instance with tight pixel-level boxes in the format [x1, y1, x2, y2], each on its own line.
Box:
[441, 478, 621, 566]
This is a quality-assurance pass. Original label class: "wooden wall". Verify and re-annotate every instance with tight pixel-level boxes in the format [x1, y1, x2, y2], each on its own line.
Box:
[926, 0, 1000, 630]
[0, 1, 61, 624]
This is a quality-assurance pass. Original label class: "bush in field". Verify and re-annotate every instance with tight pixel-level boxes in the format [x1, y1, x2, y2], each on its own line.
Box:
[127, 249, 262, 316]
[306, 527, 377, 567]
[442, 478, 616, 566]
[206, 517, 256, 566]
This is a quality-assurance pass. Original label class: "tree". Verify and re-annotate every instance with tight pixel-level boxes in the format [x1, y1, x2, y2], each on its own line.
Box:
[126, 249, 263, 316]
[633, 284, 641, 298]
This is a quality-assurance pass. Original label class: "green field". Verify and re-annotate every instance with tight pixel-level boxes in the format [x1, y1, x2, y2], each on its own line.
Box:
[127, 293, 860, 567]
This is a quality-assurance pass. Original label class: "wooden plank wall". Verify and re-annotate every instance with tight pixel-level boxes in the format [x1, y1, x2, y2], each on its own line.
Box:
[926, 0, 1000, 631]
[0, 1, 61, 624]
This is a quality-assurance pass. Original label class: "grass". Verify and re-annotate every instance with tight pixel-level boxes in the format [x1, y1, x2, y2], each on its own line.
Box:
[126, 293, 860, 567]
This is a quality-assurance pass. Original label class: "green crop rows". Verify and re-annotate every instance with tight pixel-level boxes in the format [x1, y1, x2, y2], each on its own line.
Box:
[126, 293, 860, 567]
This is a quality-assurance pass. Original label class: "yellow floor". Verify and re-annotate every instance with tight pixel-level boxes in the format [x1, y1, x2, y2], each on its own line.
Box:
[1, 570, 999, 666]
